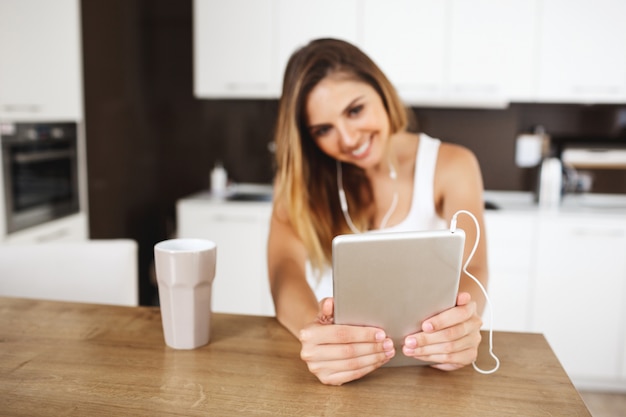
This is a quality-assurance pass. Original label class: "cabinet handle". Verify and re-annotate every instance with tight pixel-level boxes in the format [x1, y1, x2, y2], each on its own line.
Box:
[209, 214, 262, 223]
[224, 83, 269, 91]
[1, 104, 42, 113]
[570, 228, 625, 238]
[395, 83, 441, 93]
[14, 149, 76, 164]
[36, 228, 70, 242]
[450, 84, 500, 95]
[571, 85, 621, 95]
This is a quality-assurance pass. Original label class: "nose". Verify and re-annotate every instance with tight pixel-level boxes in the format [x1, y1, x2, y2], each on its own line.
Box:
[337, 122, 358, 150]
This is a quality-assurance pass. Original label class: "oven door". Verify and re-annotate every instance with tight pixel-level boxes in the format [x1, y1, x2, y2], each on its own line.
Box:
[2, 135, 80, 233]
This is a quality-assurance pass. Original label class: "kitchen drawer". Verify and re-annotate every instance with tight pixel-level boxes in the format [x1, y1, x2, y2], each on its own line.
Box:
[177, 197, 274, 316]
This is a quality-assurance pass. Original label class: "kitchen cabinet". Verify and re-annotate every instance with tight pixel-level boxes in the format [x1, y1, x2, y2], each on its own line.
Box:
[446, 0, 538, 104]
[483, 211, 537, 332]
[196, 0, 536, 105]
[531, 213, 626, 387]
[176, 194, 274, 316]
[2, 213, 88, 244]
[486, 206, 626, 390]
[194, 0, 626, 105]
[275, 0, 359, 93]
[623, 333, 626, 381]
[193, 0, 359, 99]
[193, 0, 275, 98]
[0, 0, 83, 121]
[359, 0, 447, 105]
[361, 0, 537, 106]
[535, 0, 626, 103]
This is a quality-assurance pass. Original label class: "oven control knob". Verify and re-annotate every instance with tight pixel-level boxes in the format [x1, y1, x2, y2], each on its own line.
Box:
[26, 128, 38, 140]
[51, 127, 64, 139]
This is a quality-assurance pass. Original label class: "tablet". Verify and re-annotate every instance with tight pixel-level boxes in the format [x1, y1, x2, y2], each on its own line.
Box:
[332, 228, 465, 367]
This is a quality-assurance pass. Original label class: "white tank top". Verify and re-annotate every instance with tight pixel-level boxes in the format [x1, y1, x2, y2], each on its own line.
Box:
[306, 133, 447, 300]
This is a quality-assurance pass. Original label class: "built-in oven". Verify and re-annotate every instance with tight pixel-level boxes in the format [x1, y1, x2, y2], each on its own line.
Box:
[1, 121, 80, 234]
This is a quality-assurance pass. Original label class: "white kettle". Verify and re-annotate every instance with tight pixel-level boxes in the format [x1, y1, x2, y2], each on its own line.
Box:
[538, 157, 563, 209]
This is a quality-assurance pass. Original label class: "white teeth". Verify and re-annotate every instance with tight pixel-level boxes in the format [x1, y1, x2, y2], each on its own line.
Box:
[352, 140, 370, 156]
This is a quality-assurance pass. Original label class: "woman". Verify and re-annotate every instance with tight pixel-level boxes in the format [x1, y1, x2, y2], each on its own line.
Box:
[267, 38, 488, 386]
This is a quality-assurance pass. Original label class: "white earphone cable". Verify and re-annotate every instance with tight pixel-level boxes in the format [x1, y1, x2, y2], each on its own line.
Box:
[337, 161, 362, 234]
[336, 160, 398, 233]
[337, 161, 499, 373]
[450, 209, 500, 375]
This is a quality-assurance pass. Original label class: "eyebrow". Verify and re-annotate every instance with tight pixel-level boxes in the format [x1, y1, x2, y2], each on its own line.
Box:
[343, 95, 365, 114]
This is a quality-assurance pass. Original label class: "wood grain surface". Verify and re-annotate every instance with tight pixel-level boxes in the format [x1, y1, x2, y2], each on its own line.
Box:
[0, 297, 591, 416]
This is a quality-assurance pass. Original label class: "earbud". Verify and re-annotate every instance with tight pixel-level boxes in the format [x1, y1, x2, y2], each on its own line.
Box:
[389, 164, 397, 180]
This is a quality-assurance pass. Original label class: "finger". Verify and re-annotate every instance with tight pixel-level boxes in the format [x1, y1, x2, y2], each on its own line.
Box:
[407, 313, 481, 350]
[301, 323, 388, 346]
[421, 299, 477, 333]
[313, 356, 392, 386]
[456, 292, 471, 306]
[403, 327, 481, 360]
[410, 345, 479, 367]
[318, 297, 334, 324]
[301, 339, 395, 363]
[430, 362, 465, 372]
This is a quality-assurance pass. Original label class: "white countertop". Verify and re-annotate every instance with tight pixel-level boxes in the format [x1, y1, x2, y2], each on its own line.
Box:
[181, 185, 626, 215]
[484, 190, 626, 215]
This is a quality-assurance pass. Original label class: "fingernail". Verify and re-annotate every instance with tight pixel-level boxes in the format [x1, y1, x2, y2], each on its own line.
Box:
[423, 322, 434, 332]
[405, 337, 417, 348]
[375, 331, 385, 341]
[383, 339, 393, 351]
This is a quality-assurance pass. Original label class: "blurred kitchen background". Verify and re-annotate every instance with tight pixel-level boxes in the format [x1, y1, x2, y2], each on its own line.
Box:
[82, 0, 626, 307]
[1, 0, 625, 305]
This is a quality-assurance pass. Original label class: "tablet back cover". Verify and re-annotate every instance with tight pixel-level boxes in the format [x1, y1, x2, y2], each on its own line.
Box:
[332, 229, 465, 367]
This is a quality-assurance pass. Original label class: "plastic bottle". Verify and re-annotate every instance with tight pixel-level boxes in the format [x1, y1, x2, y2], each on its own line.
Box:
[211, 161, 227, 197]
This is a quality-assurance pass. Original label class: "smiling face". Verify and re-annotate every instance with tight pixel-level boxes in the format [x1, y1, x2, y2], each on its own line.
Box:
[304, 73, 391, 172]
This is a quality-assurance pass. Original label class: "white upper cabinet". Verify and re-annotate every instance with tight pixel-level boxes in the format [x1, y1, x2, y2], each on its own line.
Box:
[361, 0, 537, 106]
[193, 0, 359, 99]
[193, 0, 626, 105]
[193, 0, 275, 98]
[360, 0, 447, 105]
[535, 0, 626, 103]
[274, 0, 359, 93]
[0, 0, 83, 121]
[447, 0, 538, 104]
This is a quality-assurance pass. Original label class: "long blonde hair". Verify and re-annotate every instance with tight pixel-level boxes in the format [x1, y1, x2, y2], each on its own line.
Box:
[274, 38, 409, 272]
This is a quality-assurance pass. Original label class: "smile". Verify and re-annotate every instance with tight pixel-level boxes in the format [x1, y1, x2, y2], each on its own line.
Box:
[351, 139, 371, 157]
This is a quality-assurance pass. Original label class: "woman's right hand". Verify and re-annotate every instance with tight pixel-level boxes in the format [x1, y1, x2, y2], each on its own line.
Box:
[298, 297, 395, 385]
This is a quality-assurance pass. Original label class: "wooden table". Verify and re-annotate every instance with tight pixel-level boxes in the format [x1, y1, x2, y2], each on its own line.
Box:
[0, 297, 591, 416]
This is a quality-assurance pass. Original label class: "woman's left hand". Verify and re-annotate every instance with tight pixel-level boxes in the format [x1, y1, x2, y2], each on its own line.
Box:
[401, 292, 482, 371]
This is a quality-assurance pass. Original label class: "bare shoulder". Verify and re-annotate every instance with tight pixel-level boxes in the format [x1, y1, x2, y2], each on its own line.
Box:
[434, 142, 484, 212]
[438, 142, 479, 165]
[437, 142, 481, 182]
[271, 196, 289, 223]
[270, 177, 290, 223]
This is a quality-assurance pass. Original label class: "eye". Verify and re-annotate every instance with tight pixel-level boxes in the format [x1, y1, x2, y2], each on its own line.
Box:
[310, 125, 332, 139]
[347, 104, 364, 117]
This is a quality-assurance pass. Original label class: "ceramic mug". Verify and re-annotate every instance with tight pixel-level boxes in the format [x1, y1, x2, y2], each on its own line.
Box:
[154, 238, 216, 349]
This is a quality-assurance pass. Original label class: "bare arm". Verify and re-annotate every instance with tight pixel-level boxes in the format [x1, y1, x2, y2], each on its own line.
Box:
[267, 192, 395, 385]
[402, 143, 488, 370]
[267, 201, 319, 336]
[435, 143, 489, 315]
